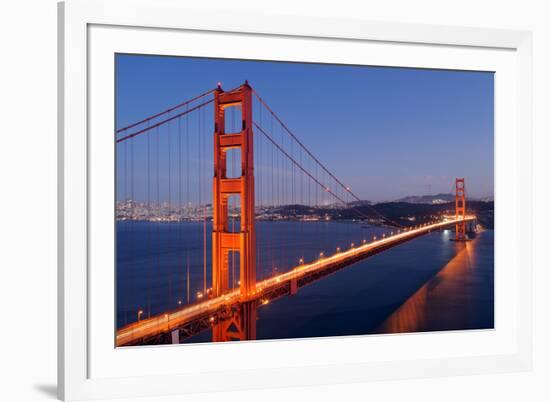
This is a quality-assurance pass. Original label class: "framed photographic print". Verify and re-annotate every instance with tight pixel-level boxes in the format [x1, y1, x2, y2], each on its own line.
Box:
[58, 0, 533, 400]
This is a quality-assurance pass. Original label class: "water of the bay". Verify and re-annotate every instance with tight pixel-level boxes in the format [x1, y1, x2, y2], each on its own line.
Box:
[116, 221, 494, 341]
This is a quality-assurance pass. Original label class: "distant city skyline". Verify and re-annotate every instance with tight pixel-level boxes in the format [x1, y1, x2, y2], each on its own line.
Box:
[116, 55, 494, 202]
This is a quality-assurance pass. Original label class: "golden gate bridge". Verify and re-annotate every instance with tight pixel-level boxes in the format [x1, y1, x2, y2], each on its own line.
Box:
[115, 81, 476, 346]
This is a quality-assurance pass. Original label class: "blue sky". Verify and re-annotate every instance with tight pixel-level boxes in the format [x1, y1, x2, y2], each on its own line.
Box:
[116, 54, 493, 202]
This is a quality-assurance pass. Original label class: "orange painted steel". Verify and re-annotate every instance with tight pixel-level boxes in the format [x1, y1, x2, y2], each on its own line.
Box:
[455, 178, 467, 240]
[212, 82, 257, 341]
[212, 301, 257, 342]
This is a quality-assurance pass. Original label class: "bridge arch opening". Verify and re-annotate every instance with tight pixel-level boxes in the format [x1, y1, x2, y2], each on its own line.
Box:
[224, 147, 242, 179]
[223, 105, 243, 134]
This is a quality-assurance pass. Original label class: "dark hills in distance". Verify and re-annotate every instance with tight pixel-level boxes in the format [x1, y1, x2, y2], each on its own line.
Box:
[394, 193, 493, 204]
[272, 196, 494, 229]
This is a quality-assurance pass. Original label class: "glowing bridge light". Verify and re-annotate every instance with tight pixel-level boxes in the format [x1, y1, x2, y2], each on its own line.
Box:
[299, 258, 304, 264]
[336, 247, 341, 253]
[362, 239, 366, 244]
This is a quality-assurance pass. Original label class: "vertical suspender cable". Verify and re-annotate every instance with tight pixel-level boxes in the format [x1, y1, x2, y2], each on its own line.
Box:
[167, 120, 172, 308]
[156, 125, 160, 312]
[197, 104, 202, 296]
[178, 116, 183, 305]
[146, 124, 151, 317]
[201, 106, 207, 296]
[186, 105, 190, 304]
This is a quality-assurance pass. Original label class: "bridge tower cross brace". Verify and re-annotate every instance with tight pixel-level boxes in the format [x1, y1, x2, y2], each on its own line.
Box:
[212, 82, 256, 300]
[455, 178, 467, 241]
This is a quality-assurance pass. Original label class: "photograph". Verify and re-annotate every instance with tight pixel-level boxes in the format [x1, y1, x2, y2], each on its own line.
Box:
[2, 0, 544, 400]
[3, 0, 545, 400]
[114, 54, 494, 346]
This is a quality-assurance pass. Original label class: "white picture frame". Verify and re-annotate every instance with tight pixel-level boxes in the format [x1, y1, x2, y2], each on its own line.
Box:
[58, 0, 533, 400]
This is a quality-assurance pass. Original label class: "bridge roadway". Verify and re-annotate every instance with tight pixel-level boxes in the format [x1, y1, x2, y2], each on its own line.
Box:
[116, 216, 476, 346]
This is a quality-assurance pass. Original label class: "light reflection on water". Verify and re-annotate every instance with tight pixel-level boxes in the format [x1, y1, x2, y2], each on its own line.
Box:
[375, 231, 494, 334]
[245, 230, 493, 342]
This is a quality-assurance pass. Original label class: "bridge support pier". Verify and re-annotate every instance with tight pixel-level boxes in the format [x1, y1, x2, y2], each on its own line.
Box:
[290, 278, 298, 295]
[212, 301, 257, 342]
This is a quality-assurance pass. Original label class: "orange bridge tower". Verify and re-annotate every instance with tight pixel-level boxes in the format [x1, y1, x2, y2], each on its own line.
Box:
[212, 82, 257, 342]
[212, 81, 257, 300]
[455, 178, 467, 241]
